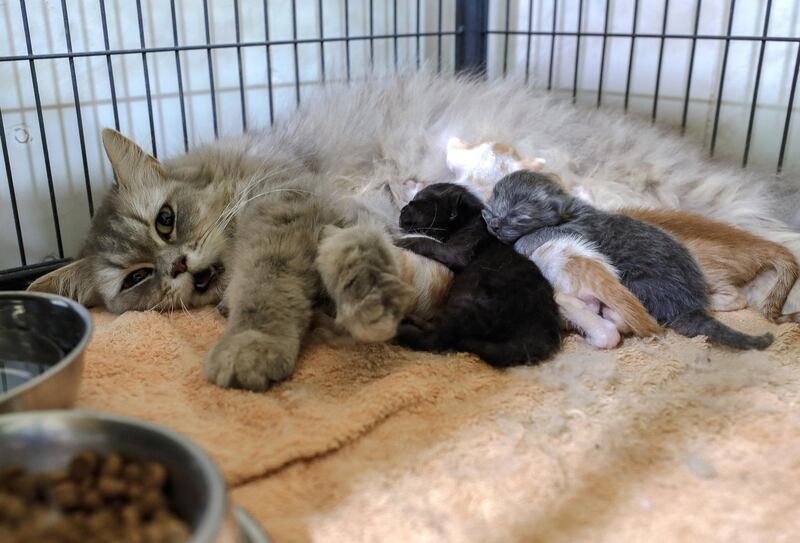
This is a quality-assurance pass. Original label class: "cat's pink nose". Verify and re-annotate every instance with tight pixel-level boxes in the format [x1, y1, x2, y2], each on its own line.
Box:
[171, 256, 188, 278]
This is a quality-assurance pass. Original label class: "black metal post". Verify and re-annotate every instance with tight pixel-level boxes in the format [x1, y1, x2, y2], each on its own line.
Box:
[455, 0, 489, 75]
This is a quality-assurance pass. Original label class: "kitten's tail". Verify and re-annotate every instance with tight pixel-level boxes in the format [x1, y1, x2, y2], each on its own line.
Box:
[571, 257, 662, 337]
[669, 309, 773, 350]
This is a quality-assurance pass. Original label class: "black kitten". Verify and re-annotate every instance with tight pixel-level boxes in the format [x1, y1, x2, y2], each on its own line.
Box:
[395, 183, 561, 367]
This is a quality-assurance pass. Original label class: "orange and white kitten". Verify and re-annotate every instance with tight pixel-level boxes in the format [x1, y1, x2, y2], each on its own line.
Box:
[620, 208, 800, 323]
[442, 137, 661, 348]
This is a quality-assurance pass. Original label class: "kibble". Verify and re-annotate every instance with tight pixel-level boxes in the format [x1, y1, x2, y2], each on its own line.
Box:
[0, 452, 191, 543]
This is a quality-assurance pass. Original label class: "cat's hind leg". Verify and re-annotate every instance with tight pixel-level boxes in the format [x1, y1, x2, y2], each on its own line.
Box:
[317, 225, 415, 342]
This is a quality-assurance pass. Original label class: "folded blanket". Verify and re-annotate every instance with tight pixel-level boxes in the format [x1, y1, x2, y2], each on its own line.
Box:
[78, 309, 800, 542]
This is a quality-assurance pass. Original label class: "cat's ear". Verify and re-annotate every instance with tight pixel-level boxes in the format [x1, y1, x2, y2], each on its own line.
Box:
[27, 259, 101, 307]
[102, 128, 166, 188]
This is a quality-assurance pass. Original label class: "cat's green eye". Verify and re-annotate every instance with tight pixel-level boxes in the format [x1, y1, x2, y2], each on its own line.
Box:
[121, 267, 153, 291]
[155, 205, 175, 238]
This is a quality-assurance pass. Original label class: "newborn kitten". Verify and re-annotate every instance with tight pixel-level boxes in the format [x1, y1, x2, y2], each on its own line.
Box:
[620, 209, 800, 324]
[395, 183, 561, 367]
[444, 137, 661, 348]
[485, 171, 774, 350]
[451, 138, 798, 326]
[446, 137, 546, 201]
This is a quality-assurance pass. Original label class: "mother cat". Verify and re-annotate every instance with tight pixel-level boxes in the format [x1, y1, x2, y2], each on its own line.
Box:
[29, 72, 800, 390]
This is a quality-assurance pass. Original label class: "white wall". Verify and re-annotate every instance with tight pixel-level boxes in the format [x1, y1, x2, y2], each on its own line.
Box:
[487, 0, 800, 172]
[1, 0, 799, 270]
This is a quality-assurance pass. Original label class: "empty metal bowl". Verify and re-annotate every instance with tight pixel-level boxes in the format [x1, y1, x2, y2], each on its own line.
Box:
[0, 291, 92, 413]
[0, 409, 271, 543]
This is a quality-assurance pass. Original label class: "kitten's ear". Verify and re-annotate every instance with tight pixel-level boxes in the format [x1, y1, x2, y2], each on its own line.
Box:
[551, 192, 573, 221]
[102, 128, 165, 188]
[449, 192, 463, 220]
[27, 259, 101, 307]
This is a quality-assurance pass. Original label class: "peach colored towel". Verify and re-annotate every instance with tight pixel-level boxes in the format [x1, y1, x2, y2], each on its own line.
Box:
[77, 309, 800, 542]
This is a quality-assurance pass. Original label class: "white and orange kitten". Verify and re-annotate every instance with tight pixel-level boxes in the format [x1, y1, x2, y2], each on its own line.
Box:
[443, 137, 661, 348]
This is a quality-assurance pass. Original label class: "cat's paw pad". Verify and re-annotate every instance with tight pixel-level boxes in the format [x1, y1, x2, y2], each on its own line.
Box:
[203, 330, 296, 391]
[338, 271, 414, 343]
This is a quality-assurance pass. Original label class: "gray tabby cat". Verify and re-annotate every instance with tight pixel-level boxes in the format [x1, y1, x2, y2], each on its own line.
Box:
[28, 73, 797, 389]
[484, 171, 774, 350]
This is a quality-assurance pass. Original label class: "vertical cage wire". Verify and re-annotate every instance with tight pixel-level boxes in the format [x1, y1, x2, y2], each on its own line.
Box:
[0, 0, 461, 277]
[486, 0, 800, 177]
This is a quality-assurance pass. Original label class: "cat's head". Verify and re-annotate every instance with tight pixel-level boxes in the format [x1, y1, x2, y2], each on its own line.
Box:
[399, 183, 483, 240]
[28, 129, 232, 313]
[483, 171, 572, 243]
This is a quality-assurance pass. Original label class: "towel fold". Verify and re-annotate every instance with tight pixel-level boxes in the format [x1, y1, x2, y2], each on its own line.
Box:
[78, 309, 800, 542]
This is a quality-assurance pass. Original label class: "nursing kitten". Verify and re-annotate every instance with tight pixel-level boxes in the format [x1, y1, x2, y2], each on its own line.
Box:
[445, 137, 661, 347]
[620, 208, 800, 323]
[485, 171, 773, 350]
[395, 183, 561, 366]
[27, 73, 798, 390]
[445, 137, 546, 201]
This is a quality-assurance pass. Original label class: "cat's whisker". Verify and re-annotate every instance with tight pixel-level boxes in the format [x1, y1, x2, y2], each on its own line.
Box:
[179, 297, 196, 321]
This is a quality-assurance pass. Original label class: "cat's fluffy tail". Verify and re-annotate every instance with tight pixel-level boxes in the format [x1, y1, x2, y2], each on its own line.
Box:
[669, 309, 773, 350]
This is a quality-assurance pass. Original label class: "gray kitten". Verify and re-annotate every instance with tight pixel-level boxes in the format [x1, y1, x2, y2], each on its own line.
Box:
[484, 171, 773, 350]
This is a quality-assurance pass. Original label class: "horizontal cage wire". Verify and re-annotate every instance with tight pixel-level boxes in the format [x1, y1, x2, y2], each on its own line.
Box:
[0, 0, 459, 278]
[1, 0, 799, 284]
[485, 0, 800, 172]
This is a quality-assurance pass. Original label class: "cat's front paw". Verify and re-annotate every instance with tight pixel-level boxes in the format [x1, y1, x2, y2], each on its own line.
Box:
[338, 269, 414, 342]
[317, 225, 415, 343]
[203, 330, 297, 391]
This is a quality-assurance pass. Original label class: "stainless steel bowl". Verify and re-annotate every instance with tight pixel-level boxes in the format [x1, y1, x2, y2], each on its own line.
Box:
[0, 291, 92, 413]
[0, 410, 271, 543]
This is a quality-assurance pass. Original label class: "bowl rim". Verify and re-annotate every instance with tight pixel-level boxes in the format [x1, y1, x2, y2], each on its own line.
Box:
[0, 291, 93, 404]
[0, 408, 229, 543]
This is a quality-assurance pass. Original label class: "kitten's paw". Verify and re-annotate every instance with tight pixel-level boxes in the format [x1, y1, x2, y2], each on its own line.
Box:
[394, 236, 424, 251]
[203, 330, 296, 391]
[585, 319, 621, 349]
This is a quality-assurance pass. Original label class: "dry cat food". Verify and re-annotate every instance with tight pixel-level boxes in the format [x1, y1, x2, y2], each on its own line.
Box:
[0, 452, 191, 543]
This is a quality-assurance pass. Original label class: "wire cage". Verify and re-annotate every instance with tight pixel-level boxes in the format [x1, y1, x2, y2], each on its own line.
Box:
[1, 0, 799, 289]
